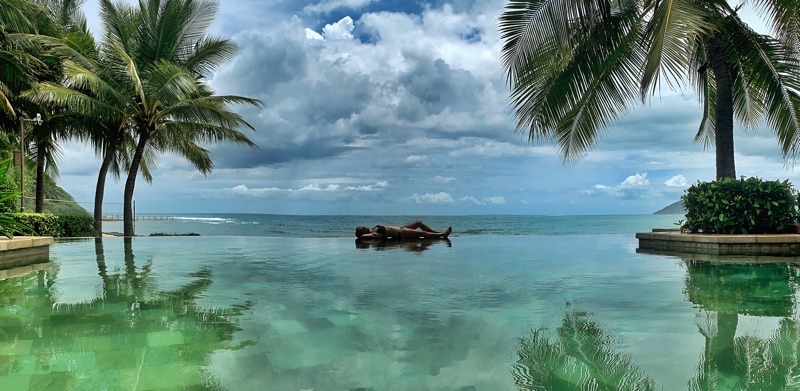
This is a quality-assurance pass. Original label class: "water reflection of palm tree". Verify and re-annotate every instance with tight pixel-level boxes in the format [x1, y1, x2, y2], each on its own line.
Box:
[0, 238, 250, 390]
[513, 308, 657, 390]
[683, 260, 799, 390]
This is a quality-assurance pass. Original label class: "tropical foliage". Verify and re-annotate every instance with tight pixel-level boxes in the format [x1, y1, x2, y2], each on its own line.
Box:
[513, 309, 656, 390]
[0, 159, 30, 237]
[12, 212, 95, 236]
[499, 0, 800, 180]
[682, 177, 799, 234]
[0, 0, 260, 237]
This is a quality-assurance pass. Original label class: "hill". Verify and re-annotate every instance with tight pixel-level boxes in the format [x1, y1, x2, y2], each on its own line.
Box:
[654, 200, 685, 215]
[19, 170, 89, 216]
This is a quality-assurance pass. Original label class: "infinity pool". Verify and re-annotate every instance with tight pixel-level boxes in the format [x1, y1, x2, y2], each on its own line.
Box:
[0, 235, 798, 390]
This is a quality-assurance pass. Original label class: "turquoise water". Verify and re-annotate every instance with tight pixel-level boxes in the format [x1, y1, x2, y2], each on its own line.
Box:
[2, 233, 800, 390]
[103, 213, 683, 237]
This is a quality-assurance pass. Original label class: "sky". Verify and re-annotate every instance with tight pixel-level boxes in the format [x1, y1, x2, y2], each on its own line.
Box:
[55, 0, 795, 216]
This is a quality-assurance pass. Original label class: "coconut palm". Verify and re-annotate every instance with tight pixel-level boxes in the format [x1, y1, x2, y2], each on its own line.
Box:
[25, 0, 88, 213]
[0, 0, 45, 121]
[27, 18, 152, 233]
[499, 0, 800, 180]
[101, 0, 259, 236]
[29, 0, 259, 236]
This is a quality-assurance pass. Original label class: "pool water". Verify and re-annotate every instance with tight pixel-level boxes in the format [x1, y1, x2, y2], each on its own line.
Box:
[1, 235, 799, 390]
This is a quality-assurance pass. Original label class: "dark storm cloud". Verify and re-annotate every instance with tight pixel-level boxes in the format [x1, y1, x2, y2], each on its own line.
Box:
[214, 30, 309, 96]
[208, 4, 510, 171]
[211, 137, 362, 168]
[398, 55, 482, 115]
[306, 70, 374, 124]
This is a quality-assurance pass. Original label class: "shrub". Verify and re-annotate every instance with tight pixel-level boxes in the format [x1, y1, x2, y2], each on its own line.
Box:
[682, 177, 799, 234]
[58, 215, 97, 237]
[12, 213, 97, 237]
[14, 213, 63, 237]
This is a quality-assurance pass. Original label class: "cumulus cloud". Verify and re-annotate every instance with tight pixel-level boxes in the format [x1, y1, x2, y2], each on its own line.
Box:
[585, 173, 652, 199]
[405, 192, 455, 204]
[664, 175, 689, 187]
[225, 181, 388, 197]
[209, 5, 513, 170]
[460, 195, 507, 205]
[405, 155, 427, 164]
[322, 16, 355, 40]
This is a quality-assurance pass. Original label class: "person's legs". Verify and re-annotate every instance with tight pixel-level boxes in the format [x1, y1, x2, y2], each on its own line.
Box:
[402, 220, 438, 232]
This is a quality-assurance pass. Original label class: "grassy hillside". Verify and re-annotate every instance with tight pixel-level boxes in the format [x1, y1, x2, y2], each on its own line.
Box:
[19, 169, 89, 216]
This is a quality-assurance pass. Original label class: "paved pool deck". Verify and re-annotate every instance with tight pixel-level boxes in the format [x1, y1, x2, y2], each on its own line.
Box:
[637, 230, 800, 256]
[0, 236, 54, 269]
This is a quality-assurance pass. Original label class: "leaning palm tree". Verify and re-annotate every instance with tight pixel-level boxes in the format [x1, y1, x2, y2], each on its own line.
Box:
[102, 0, 259, 236]
[27, 17, 151, 233]
[499, 0, 800, 180]
[29, 0, 259, 236]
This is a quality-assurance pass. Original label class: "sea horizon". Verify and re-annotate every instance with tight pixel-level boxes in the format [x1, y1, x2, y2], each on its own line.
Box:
[99, 213, 685, 238]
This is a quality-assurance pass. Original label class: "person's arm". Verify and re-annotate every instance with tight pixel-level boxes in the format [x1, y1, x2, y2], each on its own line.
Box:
[358, 232, 382, 240]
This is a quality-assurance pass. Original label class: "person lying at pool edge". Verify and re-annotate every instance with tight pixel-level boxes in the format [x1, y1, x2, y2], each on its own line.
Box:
[355, 221, 452, 240]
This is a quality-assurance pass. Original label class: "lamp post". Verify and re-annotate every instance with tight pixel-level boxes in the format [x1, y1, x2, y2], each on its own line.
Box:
[19, 113, 42, 212]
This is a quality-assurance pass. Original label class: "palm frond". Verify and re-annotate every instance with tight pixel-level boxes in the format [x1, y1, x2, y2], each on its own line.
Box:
[724, 15, 800, 157]
[751, 0, 800, 51]
[639, 0, 715, 99]
[183, 36, 237, 77]
[503, 0, 644, 160]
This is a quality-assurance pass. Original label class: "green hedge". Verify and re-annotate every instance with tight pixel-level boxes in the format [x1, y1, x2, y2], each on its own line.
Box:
[682, 177, 799, 234]
[13, 213, 97, 237]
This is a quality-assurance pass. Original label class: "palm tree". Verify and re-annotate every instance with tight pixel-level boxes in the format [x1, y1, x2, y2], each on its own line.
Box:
[29, 0, 259, 236]
[0, 0, 44, 121]
[26, 0, 88, 213]
[27, 18, 149, 233]
[499, 0, 800, 180]
[101, 0, 259, 237]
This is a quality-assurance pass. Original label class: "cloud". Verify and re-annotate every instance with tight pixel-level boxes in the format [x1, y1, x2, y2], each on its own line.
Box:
[664, 175, 689, 187]
[405, 155, 427, 164]
[304, 0, 376, 14]
[225, 180, 388, 197]
[585, 173, 652, 199]
[459, 195, 507, 205]
[404, 192, 454, 204]
[431, 176, 456, 184]
[322, 16, 355, 40]
[207, 5, 516, 171]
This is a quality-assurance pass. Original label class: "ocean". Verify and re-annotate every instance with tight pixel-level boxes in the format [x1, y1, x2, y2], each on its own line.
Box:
[101, 213, 685, 237]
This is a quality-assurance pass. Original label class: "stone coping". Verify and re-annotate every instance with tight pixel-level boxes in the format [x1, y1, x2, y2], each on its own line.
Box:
[0, 236, 54, 249]
[636, 230, 800, 256]
[635, 231, 800, 244]
[0, 236, 54, 268]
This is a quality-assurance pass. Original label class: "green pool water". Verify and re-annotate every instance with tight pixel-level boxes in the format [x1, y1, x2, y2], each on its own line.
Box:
[1, 235, 799, 390]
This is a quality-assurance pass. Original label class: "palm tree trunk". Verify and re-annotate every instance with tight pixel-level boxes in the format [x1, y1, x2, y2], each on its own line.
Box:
[715, 312, 738, 375]
[94, 150, 113, 236]
[706, 36, 736, 180]
[123, 131, 149, 237]
[35, 144, 45, 213]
